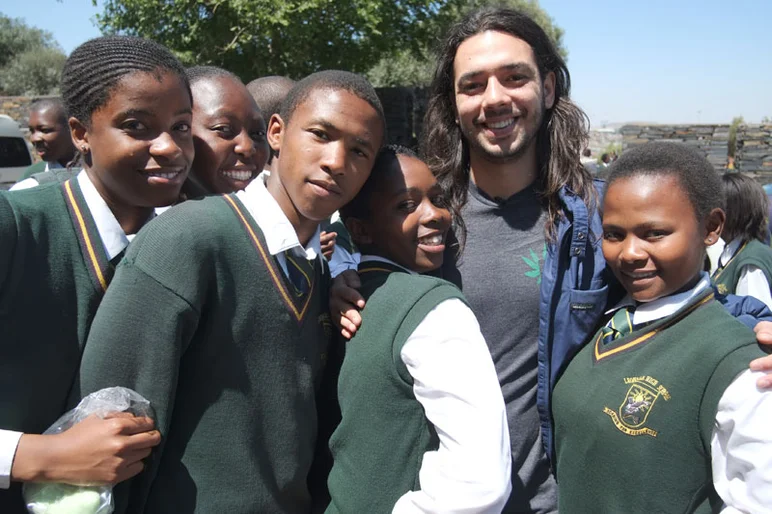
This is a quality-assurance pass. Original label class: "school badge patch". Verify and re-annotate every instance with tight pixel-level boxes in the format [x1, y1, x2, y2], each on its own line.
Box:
[603, 376, 671, 437]
[716, 283, 728, 294]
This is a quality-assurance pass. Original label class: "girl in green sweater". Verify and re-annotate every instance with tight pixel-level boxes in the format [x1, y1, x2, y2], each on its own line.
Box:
[326, 146, 511, 513]
[0, 35, 194, 511]
[552, 142, 771, 513]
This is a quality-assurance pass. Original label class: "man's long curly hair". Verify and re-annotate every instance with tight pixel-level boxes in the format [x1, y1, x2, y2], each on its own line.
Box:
[421, 7, 596, 240]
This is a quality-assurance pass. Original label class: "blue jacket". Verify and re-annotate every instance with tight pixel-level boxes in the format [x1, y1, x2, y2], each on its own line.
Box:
[538, 181, 772, 465]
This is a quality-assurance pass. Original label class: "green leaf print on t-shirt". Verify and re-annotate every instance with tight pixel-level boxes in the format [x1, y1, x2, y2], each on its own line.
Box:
[523, 244, 548, 284]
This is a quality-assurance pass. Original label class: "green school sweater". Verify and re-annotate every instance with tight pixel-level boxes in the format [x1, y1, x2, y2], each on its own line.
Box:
[712, 239, 772, 296]
[552, 289, 763, 514]
[326, 261, 465, 513]
[77, 193, 334, 514]
[20, 161, 46, 180]
[0, 179, 119, 513]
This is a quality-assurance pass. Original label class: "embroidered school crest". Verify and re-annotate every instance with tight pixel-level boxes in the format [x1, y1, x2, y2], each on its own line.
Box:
[603, 376, 671, 437]
[716, 283, 728, 294]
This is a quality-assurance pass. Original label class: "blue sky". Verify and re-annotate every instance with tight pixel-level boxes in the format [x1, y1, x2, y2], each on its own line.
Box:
[3, 0, 770, 126]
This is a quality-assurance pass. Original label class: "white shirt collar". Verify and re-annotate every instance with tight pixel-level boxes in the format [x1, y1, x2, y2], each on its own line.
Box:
[605, 272, 712, 325]
[234, 174, 321, 260]
[719, 237, 743, 267]
[77, 171, 131, 260]
[359, 254, 416, 275]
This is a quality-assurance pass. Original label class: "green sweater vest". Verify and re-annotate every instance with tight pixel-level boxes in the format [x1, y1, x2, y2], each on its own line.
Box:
[0, 179, 118, 513]
[553, 289, 763, 513]
[712, 239, 772, 296]
[326, 261, 466, 513]
[78, 194, 333, 514]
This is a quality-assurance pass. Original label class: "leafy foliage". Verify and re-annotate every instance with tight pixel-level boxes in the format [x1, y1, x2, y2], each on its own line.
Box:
[94, 0, 446, 81]
[367, 0, 566, 87]
[0, 15, 67, 95]
[728, 116, 744, 158]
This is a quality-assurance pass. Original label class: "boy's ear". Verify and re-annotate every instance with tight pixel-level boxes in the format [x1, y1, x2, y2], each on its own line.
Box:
[704, 207, 726, 246]
[267, 113, 284, 154]
[345, 217, 373, 247]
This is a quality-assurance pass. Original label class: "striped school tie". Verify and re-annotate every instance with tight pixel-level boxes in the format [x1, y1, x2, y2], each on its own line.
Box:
[601, 307, 635, 345]
[284, 250, 313, 295]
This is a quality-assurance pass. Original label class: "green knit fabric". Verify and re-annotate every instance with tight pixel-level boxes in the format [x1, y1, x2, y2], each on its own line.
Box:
[20, 160, 46, 180]
[553, 289, 763, 514]
[78, 194, 334, 514]
[712, 239, 772, 296]
[0, 180, 114, 514]
[326, 261, 466, 514]
[30, 167, 79, 186]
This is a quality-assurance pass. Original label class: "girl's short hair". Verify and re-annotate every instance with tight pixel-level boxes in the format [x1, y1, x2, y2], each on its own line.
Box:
[721, 173, 769, 243]
[604, 142, 724, 221]
[61, 35, 191, 128]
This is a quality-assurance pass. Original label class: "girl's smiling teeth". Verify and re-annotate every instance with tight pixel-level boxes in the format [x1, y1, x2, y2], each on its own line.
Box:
[221, 169, 254, 181]
[418, 234, 444, 246]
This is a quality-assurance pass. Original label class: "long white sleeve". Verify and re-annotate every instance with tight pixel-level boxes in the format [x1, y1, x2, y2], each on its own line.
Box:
[735, 265, 772, 311]
[393, 298, 511, 514]
[712, 370, 772, 513]
[0, 429, 23, 489]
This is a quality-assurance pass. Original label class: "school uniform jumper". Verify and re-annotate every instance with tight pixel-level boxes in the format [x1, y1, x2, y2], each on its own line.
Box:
[77, 177, 333, 514]
[553, 276, 770, 513]
[326, 257, 510, 513]
[0, 172, 133, 512]
[713, 238, 772, 309]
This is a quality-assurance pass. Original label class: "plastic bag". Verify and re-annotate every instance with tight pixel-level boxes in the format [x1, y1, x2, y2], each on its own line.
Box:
[23, 387, 153, 514]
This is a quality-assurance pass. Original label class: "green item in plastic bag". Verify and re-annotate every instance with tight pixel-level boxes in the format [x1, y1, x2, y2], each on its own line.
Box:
[25, 483, 104, 514]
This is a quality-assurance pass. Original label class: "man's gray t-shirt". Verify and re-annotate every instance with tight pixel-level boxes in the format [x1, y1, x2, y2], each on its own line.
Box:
[441, 182, 558, 513]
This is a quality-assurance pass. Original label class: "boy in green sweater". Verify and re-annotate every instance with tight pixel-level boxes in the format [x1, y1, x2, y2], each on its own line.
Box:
[76, 70, 386, 514]
[552, 142, 772, 513]
[326, 146, 511, 513]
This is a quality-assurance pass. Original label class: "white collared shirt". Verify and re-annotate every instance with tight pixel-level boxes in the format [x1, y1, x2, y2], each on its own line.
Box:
[606, 273, 772, 513]
[717, 237, 772, 310]
[357, 256, 512, 513]
[235, 174, 321, 279]
[0, 170, 150, 488]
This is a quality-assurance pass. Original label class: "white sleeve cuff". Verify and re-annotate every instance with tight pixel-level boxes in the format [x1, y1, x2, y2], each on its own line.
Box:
[0, 429, 23, 489]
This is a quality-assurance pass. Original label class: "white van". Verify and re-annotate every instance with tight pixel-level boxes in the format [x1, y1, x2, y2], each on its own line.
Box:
[0, 114, 34, 189]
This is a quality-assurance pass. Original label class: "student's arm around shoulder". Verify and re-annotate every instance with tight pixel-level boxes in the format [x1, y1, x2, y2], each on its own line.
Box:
[392, 295, 511, 514]
[711, 367, 772, 513]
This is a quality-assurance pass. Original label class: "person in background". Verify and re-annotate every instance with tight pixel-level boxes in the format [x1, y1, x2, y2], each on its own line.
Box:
[11, 99, 78, 190]
[711, 173, 772, 309]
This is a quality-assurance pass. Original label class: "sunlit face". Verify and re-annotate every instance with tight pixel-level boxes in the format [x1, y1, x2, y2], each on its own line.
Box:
[76, 70, 194, 208]
[267, 88, 383, 225]
[453, 30, 555, 164]
[602, 174, 722, 303]
[190, 76, 269, 194]
[29, 106, 76, 165]
[357, 155, 451, 273]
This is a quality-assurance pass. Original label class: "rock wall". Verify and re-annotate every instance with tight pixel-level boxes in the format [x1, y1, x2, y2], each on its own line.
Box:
[620, 124, 730, 169]
[737, 125, 772, 179]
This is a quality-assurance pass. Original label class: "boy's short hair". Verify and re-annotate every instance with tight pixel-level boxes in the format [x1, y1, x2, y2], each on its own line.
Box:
[29, 98, 67, 122]
[340, 145, 416, 222]
[246, 76, 296, 121]
[604, 142, 723, 221]
[721, 172, 769, 243]
[279, 70, 386, 138]
[186, 65, 241, 86]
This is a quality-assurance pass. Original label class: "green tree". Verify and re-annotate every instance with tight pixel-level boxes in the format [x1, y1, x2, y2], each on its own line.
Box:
[367, 0, 566, 87]
[0, 47, 68, 96]
[94, 0, 447, 81]
[728, 116, 744, 158]
[0, 15, 67, 95]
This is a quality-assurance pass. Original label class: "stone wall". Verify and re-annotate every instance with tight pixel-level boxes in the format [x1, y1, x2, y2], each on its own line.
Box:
[737, 125, 772, 179]
[620, 124, 730, 169]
